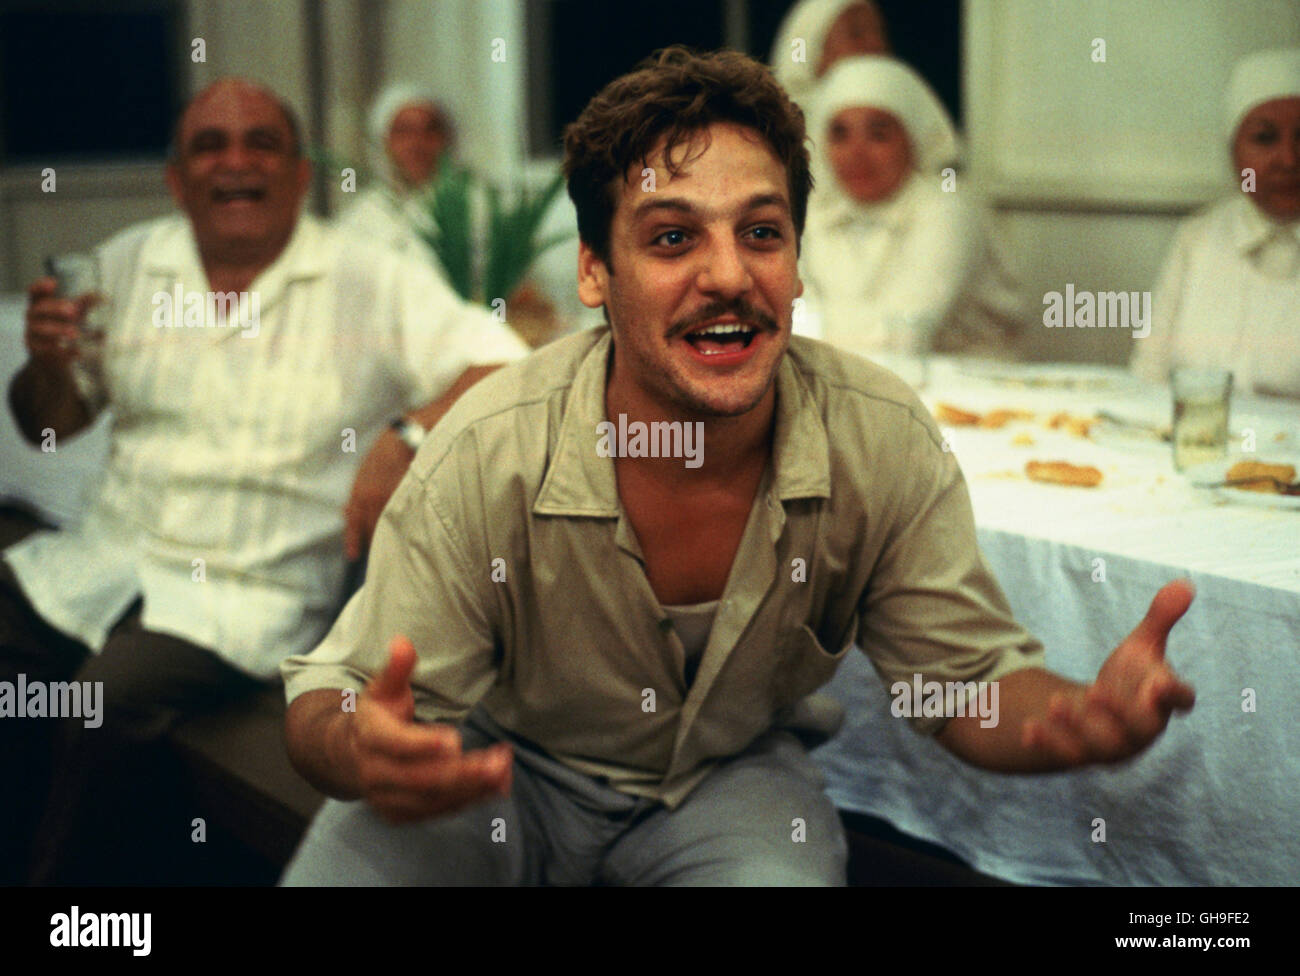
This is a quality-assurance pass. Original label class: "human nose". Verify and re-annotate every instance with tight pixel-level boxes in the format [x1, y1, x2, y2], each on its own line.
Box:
[215, 140, 256, 171]
[695, 235, 753, 298]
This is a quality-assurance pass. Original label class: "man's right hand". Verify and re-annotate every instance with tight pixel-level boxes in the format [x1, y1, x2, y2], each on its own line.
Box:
[24, 277, 93, 369]
[9, 277, 95, 444]
[348, 635, 512, 824]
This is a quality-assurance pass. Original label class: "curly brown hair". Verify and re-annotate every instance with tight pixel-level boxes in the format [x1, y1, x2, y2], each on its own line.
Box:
[562, 46, 812, 269]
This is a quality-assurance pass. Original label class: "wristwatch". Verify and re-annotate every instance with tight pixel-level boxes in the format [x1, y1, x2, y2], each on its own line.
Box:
[389, 415, 426, 453]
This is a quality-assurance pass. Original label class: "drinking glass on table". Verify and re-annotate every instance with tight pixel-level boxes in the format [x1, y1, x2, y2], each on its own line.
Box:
[1171, 367, 1232, 471]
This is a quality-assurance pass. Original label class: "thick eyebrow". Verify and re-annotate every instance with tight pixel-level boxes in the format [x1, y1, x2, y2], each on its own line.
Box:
[631, 192, 791, 223]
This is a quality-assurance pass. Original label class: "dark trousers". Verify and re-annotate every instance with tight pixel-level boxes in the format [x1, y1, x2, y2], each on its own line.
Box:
[0, 506, 262, 884]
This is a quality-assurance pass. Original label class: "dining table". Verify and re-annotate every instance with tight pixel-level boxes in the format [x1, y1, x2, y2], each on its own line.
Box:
[810, 354, 1300, 886]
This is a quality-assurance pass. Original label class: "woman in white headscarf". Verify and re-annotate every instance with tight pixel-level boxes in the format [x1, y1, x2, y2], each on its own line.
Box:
[337, 84, 453, 258]
[1130, 48, 1300, 398]
[798, 56, 1027, 357]
[339, 84, 566, 344]
[770, 0, 889, 107]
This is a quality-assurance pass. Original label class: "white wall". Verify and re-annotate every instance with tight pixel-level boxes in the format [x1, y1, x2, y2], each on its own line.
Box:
[4, 0, 1299, 355]
[0, 163, 174, 292]
[965, 0, 1300, 363]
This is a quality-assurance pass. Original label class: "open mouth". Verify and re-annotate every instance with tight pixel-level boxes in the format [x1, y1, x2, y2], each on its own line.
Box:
[683, 322, 759, 356]
[212, 187, 266, 204]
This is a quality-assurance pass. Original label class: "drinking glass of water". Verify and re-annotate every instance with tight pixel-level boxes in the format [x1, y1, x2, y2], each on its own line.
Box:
[1171, 367, 1232, 471]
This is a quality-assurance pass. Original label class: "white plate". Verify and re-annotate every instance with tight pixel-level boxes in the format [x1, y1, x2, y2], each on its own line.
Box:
[1183, 458, 1300, 510]
[955, 361, 1138, 391]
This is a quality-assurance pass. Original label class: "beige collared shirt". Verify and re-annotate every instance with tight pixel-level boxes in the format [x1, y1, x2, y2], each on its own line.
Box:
[282, 328, 1044, 807]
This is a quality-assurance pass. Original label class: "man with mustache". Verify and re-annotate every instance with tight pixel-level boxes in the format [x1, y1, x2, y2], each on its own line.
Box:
[281, 49, 1196, 885]
[0, 78, 527, 882]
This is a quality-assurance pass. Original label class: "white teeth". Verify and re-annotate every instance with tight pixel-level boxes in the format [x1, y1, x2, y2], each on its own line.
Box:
[691, 323, 752, 338]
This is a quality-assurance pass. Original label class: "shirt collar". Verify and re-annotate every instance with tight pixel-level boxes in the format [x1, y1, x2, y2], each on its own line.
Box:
[142, 210, 331, 303]
[533, 329, 831, 518]
[1231, 193, 1300, 255]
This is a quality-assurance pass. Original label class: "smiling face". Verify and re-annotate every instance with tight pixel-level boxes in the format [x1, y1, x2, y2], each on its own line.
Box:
[1233, 97, 1300, 222]
[386, 103, 449, 188]
[826, 106, 912, 203]
[166, 80, 310, 267]
[578, 122, 801, 420]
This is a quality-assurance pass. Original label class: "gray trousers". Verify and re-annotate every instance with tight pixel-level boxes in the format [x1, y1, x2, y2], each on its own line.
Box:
[282, 708, 848, 886]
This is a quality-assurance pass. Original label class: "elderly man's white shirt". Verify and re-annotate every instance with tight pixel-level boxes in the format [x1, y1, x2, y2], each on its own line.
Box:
[5, 213, 528, 677]
[1131, 195, 1300, 397]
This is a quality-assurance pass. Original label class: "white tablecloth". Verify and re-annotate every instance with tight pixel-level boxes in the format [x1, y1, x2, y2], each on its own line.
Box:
[812, 358, 1300, 885]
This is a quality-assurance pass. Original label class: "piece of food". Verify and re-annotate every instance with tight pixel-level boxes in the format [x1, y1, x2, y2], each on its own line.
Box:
[1046, 412, 1098, 438]
[979, 408, 1036, 429]
[1011, 432, 1036, 446]
[1224, 460, 1297, 494]
[934, 403, 981, 426]
[1025, 460, 1103, 487]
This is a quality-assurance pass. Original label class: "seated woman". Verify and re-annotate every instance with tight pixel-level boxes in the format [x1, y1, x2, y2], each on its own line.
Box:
[798, 56, 1027, 357]
[337, 84, 452, 259]
[339, 84, 563, 346]
[771, 0, 890, 107]
[1131, 48, 1300, 398]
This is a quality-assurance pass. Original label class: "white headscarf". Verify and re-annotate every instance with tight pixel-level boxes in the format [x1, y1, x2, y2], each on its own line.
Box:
[1224, 47, 1300, 144]
[366, 82, 446, 187]
[770, 0, 882, 105]
[809, 56, 960, 178]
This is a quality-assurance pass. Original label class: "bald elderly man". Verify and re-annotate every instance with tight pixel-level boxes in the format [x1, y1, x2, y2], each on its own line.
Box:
[0, 78, 527, 882]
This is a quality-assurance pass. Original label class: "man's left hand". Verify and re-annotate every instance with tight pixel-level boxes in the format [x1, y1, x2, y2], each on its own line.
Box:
[1022, 579, 1197, 765]
[344, 429, 413, 560]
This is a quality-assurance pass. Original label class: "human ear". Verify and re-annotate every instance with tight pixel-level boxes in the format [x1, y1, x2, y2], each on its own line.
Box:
[577, 239, 610, 310]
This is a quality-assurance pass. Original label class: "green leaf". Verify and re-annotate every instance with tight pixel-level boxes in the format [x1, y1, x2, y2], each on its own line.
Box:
[420, 160, 475, 301]
[480, 168, 574, 306]
[408, 160, 576, 312]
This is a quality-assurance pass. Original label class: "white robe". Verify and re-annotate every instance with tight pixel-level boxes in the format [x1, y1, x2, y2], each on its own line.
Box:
[797, 172, 1026, 356]
[1130, 194, 1300, 398]
[336, 185, 441, 262]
